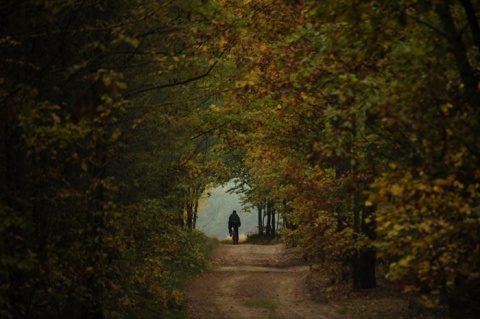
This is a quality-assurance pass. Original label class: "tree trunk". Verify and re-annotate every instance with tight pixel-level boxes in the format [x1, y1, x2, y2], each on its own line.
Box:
[361, 204, 377, 289]
[436, 1, 479, 105]
[352, 191, 362, 291]
[447, 278, 480, 319]
[193, 199, 199, 229]
[352, 191, 377, 290]
[186, 202, 193, 229]
[270, 208, 276, 238]
[83, 138, 108, 319]
[257, 202, 263, 235]
[459, 0, 480, 52]
[265, 201, 272, 236]
[335, 156, 350, 233]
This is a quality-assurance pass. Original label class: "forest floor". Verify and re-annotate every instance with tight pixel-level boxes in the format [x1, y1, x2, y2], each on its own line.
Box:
[184, 243, 447, 319]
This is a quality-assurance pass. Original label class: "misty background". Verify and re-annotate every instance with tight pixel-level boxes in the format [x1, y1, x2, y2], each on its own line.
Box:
[196, 182, 257, 239]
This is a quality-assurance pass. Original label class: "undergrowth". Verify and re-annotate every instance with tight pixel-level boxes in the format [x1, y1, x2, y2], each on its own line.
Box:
[244, 233, 283, 245]
[134, 231, 219, 319]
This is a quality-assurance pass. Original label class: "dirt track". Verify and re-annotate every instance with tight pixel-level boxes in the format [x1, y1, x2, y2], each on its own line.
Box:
[185, 244, 343, 319]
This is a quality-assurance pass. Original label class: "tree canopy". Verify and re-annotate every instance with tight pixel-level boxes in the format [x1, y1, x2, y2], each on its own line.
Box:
[1, 0, 480, 318]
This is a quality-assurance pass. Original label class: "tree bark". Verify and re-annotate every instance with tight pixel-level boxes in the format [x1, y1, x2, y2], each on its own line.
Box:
[436, 1, 479, 105]
[265, 201, 272, 236]
[447, 278, 480, 319]
[360, 204, 377, 289]
[352, 191, 362, 292]
[257, 202, 263, 235]
[193, 199, 199, 229]
[186, 202, 193, 229]
[459, 0, 480, 52]
[270, 208, 276, 238]
[350, 201, 378, 290]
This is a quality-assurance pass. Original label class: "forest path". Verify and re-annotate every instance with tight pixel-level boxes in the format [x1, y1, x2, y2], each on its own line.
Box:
[185, 243, 344, 319]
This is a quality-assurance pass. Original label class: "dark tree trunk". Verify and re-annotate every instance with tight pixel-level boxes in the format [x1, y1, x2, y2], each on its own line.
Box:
[82, 138, 108, 319]
[335, 157, 350, 233]
[257, 202, 263, 235]
[447, 278, 480, 319]
[193, 199, 199, 229]
[359, 248, 376, 289]
[2, 124, 25, 208]
[436, 1, 479, 105]
[360, 204, 377, 289]
[270, 208, 276, 238]
[186, 202, 193, 229]
[265, 201, 272, 236]
[352, 191, 362, 291]
[459, 0, 480, 52]
[353, 187, 377, 291]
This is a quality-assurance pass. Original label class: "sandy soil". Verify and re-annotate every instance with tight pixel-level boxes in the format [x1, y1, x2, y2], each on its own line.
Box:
[185, 244, 344, 319]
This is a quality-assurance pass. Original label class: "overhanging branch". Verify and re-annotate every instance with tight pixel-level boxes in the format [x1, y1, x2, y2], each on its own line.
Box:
[124, 47, 227, 99]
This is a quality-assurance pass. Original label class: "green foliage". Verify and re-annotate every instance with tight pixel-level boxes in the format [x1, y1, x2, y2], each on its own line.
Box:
[115, 199, 217, 318]
[3, 0, 480, 317]
[244, 233, 282, 245]
[372, 172, 480, 293]
[0, 0, 223, 318]
[211, 0, 480, 316]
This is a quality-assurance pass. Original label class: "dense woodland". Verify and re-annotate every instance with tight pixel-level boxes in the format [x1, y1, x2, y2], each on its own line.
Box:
[1, 1, 480, 318]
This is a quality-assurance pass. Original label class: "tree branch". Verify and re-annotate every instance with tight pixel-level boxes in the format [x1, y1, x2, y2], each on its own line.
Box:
[406, 13, 448, 39]
[459, 0, 480, 52]
[124, 48, 227, 99]
[435, 1, 479, 105]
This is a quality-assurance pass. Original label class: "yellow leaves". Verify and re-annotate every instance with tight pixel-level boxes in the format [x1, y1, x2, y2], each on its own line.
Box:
[373, 166, 480, 294]
[365, 133, 379, 143]
[110, 128, 122, 142]
[81, 160, 88, 172]
[389, 184, 404, 196]
[397, 255, 414, 268]
[453, 180, 464, 189]
[170, 289, 184, 305]
[235, 68, 262, 88]
[401, 285, 419, 293]
[51, 112, 61, 124]
[235, 81, 247, 88]
[131, 117, 144, 129]
[209, 103, 220, 112]
[440, 102, 453, 114]
[388, 162, 397, 170]
[387, 223, 405, 237]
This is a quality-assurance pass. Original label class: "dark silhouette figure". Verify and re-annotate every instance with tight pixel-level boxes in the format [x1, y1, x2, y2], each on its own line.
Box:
[228, 210, 241, 244]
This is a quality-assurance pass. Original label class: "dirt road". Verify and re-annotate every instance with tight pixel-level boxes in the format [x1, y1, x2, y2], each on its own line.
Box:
[185, 243, 343, 319]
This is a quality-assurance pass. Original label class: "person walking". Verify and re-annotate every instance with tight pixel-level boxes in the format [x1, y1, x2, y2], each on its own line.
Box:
[228, 210, 241, 244]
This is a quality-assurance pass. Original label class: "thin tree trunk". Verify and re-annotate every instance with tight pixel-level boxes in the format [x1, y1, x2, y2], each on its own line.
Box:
[436, 1, 479, 105]
[193, 199, 198, 229]
[459, 0, 480, 53]
[257, 202, 263, 235]
[265, 201, 272, 236]
[271, 208, 276, 238]
[352, 191, 362, 292]
[186, 202, 193, 229]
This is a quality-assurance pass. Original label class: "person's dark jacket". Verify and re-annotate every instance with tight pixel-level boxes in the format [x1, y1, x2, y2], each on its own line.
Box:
[228, 212, 241, 229]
